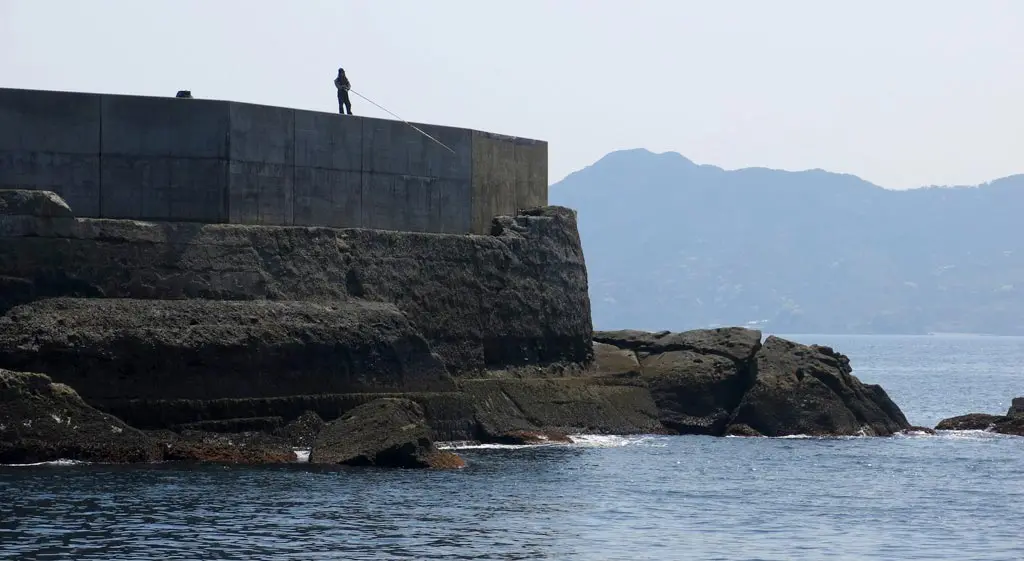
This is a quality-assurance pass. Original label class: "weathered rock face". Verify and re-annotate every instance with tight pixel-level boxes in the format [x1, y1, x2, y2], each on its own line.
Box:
[594, 328, 762, 435]
[936, 398, 1024, 436]
[592, 330, 910, 437]
[935, 414, 1003, 431]
[151, 429, 298, 464]
[731, 337, 910, 437]
[1008, 397, 1024, 418]
[274, 411, 327, 448]
[0, 191, 915, 445]
[0, 298, 451, 401]
[0, 368, 161, 464]
[594, 328, 763, 363]
[309, 398, 464, 468]
[0, 189, 74, 218]
[591, 342, 642, 377]
[994, 417, 1024, 436]
[460, 378, 663, 440]
[0, 193, 592, 375]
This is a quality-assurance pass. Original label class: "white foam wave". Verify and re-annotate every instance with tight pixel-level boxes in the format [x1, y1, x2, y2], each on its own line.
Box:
[437, 441, 541, 450]
[293, 449, 311, 463]
[569, 434, 662, 448]
[2, 459, 87, 467]
[931, 429, 1014, 441]
[437, 434, 661, 450]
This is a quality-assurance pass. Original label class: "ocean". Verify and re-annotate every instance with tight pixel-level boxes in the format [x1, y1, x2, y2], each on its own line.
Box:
[2, 334, 1022, 561]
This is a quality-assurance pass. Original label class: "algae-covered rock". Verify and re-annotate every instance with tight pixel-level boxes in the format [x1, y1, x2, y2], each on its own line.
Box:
[309, 398, 464, 469]
[0, 368, 160, 464]
[151, 430, 297, 464]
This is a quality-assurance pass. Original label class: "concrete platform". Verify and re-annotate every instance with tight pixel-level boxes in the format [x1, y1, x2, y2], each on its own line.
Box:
[0, 87, 548, 234]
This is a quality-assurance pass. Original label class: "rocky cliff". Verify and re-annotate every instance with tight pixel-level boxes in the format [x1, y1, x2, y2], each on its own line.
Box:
[591, 329, 910, 437]
[0, 190, 628, 444]
[0, 190, 915, 461]
[0, 191, 592, 376]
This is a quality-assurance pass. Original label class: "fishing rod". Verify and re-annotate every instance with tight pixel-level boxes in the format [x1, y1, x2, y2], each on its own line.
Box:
[347, 88, 456, 154]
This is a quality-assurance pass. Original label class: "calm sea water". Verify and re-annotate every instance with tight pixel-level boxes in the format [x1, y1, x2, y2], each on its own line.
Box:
[2, 334, 1022, 561]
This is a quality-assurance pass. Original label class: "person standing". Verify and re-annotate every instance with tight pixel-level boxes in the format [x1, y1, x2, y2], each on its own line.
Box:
[335, 68, 353, 115]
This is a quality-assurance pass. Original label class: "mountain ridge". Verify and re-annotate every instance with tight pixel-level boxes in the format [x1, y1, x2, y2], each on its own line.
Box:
[550, 149, 1024, 335]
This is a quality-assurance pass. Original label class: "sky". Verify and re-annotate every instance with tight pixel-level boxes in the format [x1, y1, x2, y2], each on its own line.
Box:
[2, 0, 1022, 188]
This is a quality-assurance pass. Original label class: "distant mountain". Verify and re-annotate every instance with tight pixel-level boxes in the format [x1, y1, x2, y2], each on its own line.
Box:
[550, 149, 1024, 335]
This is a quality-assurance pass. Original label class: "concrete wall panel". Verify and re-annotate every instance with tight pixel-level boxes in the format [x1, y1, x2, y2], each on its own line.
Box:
[228, 161, 293, 225]
[294, 167, 361, 227]
[229, 103, 295, 165]
[418, 123, 473, 181]
[437, 178, 472, 234]
[362, 173, 442, 232]
[514, 140, 548, 210]
[360, 172, 399, 231]
[167, 160, 228, 222]
[471, 132, 516, 234]
[100, 157, 227, 222]
[361, 118, 407, 177]
[0, 151, 100, 216]
[294, 110, 361, 170]
[0, 87, 545, 232]
[99, 157, 143, 218]
[102, 96, 229, 158]
[0, 88, 101, 153]
[362, 119, 472, 180]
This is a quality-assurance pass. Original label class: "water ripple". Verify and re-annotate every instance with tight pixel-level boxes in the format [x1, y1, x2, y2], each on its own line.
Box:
[2, 433, 1022, 561]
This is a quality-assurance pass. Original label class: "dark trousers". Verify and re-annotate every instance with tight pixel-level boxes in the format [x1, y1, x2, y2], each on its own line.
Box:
[338, 90, 352, 115]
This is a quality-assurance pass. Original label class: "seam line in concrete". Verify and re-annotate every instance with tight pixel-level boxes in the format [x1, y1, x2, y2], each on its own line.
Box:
[97, 96, 104, 218]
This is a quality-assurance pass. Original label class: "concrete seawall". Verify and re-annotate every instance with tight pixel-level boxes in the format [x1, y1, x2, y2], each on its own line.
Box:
[0, 87, 547, 234]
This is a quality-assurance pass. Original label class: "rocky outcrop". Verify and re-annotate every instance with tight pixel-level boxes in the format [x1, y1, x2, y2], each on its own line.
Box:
[0, 368, 161, 464]
[309, 398, 464, 468]
[995, 417, 1024, 436]
[730, 337, 910, 436]
[460, 378, 663, 441]
[935, 414, 1003, 431]
[0, 192, 592, 375]
[936, 398, 1024, 436]
[0, 189, 73, 218]
[0, 191, 917, 447]
[591, 342, 641, 377]
[592, 330, 911, 437]
[0, 297, 451, 402]
[1008, 397, 1024, 418]
[152, 430, 298, 464]
[594, 328, 762, 435]
[274, 411, 327, 448]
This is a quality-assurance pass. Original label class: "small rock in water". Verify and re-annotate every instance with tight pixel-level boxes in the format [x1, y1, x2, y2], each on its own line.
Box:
[274, 411, 327, 448]
[309, 398, 464, 469]
[1007, 397, 1024, 418]
[152, 430, 297, 464]
[0, 368, 160, 464]
[991, 416, 1024, 437]
[935, 413, 1003, 431]
[723, 423, 764, 437]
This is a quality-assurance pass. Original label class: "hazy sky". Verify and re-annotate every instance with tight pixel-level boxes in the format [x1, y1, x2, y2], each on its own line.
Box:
[2, 0, 1021, 188]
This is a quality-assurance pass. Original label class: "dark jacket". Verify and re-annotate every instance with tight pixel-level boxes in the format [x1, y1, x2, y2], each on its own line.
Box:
[334, 74, 351, 92]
